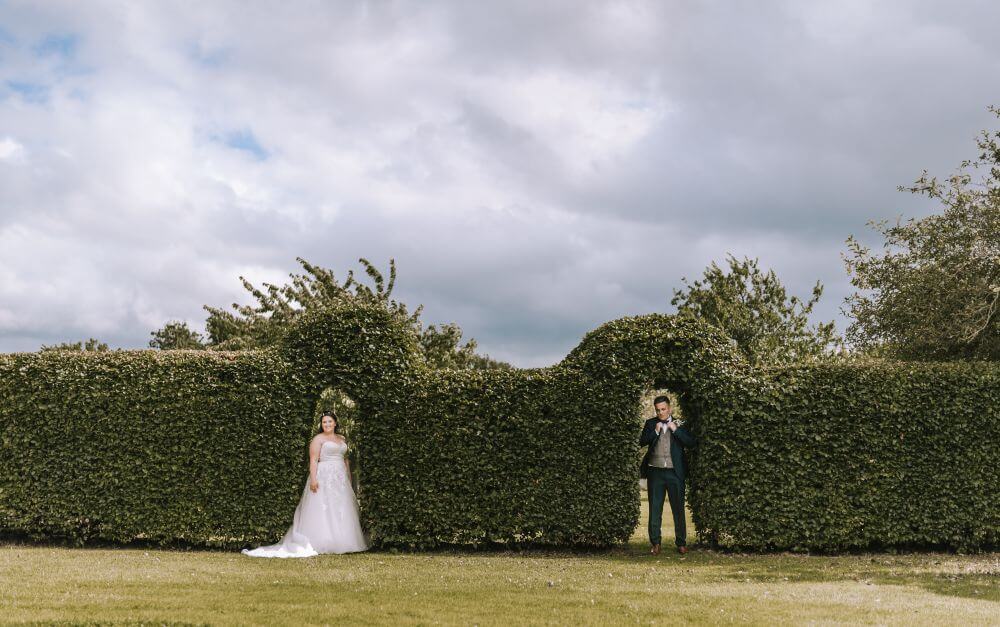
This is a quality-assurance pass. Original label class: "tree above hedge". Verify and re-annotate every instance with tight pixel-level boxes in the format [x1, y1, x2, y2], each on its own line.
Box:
[150, 257, 509, 369]
[670, 254, 841, 366]
[844, 105, 1000, 360]
[148, 321, 205, 350]
[40, 338, 109, 352]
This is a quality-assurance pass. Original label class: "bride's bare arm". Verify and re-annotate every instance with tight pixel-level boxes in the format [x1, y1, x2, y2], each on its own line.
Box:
[309, 437, 321, 492]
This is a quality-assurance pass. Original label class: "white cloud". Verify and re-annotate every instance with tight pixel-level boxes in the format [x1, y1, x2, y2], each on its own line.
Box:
[0, 137, 25, 161]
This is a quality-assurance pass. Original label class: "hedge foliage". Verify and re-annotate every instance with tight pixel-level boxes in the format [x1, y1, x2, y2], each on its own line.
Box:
[0, 349, 313, 547]
[357, 367, 641, 547]
[2, 303, 997, 552]
[693, 360, 1000, 551]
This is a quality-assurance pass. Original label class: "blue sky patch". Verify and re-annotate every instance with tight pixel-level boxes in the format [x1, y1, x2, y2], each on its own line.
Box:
[189, 42, 231, 68]
[217, 128, 269, 160]
[5, 80, 49, 103]
[33, 33, 78, 58]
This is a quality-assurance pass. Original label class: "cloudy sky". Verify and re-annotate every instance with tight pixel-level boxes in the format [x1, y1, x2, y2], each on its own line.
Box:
[1, 1, 998, 365]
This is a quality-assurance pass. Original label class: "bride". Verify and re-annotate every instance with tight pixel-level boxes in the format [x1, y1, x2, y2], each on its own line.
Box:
[243, 411, 368, 557]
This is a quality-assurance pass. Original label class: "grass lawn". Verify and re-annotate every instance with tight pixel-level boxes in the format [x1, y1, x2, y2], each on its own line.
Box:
[1, 498, 997, 625]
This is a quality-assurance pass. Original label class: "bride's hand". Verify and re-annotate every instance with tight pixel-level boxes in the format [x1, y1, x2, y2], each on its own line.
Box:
[310, 480, 319, 493]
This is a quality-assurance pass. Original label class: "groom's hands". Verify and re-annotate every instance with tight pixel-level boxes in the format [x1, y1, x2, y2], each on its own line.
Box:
[656, 419, 678, 434]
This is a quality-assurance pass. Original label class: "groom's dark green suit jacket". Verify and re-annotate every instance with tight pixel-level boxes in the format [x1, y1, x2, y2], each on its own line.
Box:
[639, 418, 696, 480]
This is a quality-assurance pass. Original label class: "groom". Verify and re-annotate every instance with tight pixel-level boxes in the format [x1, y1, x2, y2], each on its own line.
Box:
[640, 395, 696, 555]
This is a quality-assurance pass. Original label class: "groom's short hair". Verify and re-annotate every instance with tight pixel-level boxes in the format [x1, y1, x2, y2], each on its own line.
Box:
[653, 395, 671, 406]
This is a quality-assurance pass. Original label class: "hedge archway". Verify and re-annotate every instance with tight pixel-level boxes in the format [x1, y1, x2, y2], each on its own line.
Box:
[279, 307, 755, 548]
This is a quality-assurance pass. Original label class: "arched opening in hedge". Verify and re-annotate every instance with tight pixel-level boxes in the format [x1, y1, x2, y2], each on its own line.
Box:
[495, 313, 754, 550]
[636, 386, 689, 463]
[315, 387, 362, 488]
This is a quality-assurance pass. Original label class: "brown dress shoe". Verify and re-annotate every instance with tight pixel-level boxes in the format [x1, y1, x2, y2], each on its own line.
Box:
[650, 544, 661, 555]
[677, 546, 689, 555]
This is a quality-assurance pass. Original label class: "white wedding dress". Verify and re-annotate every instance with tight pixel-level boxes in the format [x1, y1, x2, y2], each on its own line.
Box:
[243, 440, 368, 557]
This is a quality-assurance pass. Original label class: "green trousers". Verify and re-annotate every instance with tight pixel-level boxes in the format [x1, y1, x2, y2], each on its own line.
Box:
[647, 466, 686, 547]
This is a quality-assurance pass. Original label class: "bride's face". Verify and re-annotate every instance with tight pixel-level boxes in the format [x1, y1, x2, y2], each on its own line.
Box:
[321, 415, 336, 434]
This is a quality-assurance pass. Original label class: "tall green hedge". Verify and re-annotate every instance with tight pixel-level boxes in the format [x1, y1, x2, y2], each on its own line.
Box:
[692, 361, 1000, 551]
[0, 349, 313, 547]
[2, 304, 997, 552]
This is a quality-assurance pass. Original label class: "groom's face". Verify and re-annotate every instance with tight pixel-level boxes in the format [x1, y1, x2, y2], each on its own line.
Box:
[654, 401, 671, 421]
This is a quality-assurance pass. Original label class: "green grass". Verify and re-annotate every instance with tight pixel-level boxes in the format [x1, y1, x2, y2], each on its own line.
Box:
[1, 499, 997, 625]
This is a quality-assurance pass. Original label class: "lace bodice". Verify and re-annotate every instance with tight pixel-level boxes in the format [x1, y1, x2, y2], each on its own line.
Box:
[319, 439, 348, 462]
